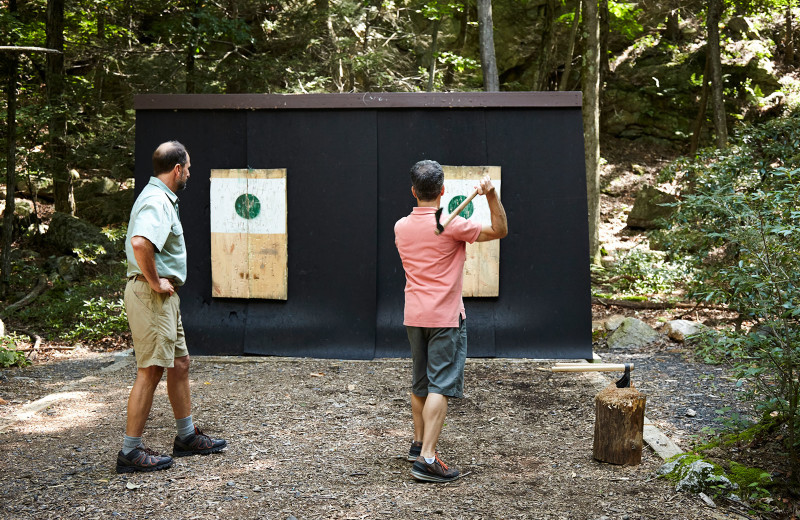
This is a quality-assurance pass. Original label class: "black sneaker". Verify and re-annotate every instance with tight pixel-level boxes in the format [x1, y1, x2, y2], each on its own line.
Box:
[173, 426, 227, 457]
[116, 446, 173, 474]
[411, 453, 460, 483]
[408, 441, 422, 462]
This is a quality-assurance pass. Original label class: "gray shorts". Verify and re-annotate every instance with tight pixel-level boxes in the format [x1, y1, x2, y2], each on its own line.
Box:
[407, 318, 467, 398]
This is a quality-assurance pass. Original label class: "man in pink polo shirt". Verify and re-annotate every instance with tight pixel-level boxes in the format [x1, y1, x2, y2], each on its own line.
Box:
[395, 159, 508, 482]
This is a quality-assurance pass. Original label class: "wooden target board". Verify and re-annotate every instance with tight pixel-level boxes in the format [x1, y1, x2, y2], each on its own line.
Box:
[210, 168, 287, 299]
[442, 165, 501, 297]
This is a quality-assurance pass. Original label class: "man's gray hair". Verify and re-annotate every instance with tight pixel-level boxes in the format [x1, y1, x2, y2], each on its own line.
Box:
[410, 160, 444, 201]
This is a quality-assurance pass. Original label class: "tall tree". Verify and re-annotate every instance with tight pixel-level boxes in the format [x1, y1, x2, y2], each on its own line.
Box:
[559, 0, 582, 91]
[689, 54, 711, 157]
[47, 0, 73, 214]
[598, 0, 610, 80]
[786, 0, 795, 65]
[707, 0, 728, 148]
[583, 0, 601, 264]
[427, 17, 440, 92]
[534, 0, 557, 90]
[186, 0, 202, 93]
[2, 0, 19, 295]
[665, 10, 681, 42]
[478, 0, 499, 91]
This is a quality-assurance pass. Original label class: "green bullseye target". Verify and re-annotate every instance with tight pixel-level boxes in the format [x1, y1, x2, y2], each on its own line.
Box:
[448, 195, 474, 219]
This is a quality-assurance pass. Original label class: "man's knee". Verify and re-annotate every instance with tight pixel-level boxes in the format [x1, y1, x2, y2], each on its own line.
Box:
[172, 355, 190, 374]
[136, 365, 165, 388]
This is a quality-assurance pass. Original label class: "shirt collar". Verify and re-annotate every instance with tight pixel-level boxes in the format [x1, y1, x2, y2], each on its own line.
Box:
[148, 176, 179, 205]
[412, 206, 439, 214]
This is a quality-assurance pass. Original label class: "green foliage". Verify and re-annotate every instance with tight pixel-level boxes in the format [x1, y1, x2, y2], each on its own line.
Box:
[14, 265, 128, 346]
[417, 1, 462, 21]
[62, 297, 128, 344]
[0, 335, 30, 368]
[608, 0, 644, 41]
[664, 112, 800, 466]
[591, 247, 694, 299]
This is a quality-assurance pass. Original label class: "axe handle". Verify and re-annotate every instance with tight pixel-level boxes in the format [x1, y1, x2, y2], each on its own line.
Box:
[551, 363, 634, 373]
[435, 187, 480, 235]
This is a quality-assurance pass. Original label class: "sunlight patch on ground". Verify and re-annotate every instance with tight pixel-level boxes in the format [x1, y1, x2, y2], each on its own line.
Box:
[11, 391, 107, 434]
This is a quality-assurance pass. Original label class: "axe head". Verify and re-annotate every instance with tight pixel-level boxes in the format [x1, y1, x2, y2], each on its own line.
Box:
[434, 207, 444, 234]
[615, 364, 632, 388]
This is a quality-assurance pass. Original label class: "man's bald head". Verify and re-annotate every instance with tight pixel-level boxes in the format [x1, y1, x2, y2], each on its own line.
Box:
[152, 141, 189, 176]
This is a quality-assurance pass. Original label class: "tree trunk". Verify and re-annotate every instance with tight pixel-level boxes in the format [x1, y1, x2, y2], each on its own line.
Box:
[478, 0, 499, 91]
[665, 11, 680, 42]
[559, 0, 581, 91]
[427, 18, 440, 92]
[583, 0, 601, 264]
[599, 0, 610, 81]
[707, 0, 727, 148]
[2, 1, 19, 295]
[689, 54, 711, 157]
[786, 2, 794, 65]
[535, 0, 557, 90]
[186, 0, 201, 94]
[94, 8, 106, 108]
[444, 1, 470, 88]
[46, 0, 73, 215]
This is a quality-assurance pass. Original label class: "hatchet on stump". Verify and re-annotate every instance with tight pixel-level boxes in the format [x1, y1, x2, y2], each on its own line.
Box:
[551, 363, 635, 388]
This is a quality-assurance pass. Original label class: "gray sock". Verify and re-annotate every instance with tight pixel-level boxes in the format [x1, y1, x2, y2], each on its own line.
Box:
[122, 435, 143, 455]
[176, 415, 195, 440]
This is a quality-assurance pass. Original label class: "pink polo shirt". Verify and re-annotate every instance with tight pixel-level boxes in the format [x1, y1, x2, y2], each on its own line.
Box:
[395, 206, 482, 328]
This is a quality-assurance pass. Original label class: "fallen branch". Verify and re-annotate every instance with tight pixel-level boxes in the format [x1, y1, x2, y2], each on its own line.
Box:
[591, 296, 728, 311]
[0, 46, 62, 54]
[1, 275, 49, 317]
[591, 274, 638, 285]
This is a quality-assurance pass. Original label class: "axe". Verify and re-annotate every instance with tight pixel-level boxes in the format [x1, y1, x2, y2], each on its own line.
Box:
[434, 187, 480, 235]
[551, 363, 635, 388]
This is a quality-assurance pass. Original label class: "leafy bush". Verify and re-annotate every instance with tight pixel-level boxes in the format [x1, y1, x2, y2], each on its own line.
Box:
[591, 246, 694, 299]
[664, 113, 800, 469]
[62, 297, 128, 344]
[0, 336, 30, 368]
[14, 265, 129, 346]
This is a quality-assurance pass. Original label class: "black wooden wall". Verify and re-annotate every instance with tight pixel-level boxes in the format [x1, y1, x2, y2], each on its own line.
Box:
[134, 93, 591, 359]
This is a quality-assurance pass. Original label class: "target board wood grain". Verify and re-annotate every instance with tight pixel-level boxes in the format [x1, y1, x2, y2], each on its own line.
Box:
[442, 165, 501, 297]
[210, 168, 287, 299]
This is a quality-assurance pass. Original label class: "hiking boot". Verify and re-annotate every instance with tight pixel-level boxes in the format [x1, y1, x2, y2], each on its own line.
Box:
[173, 426, 227, 457]
[410, 453, 460, 483]
[116, 446, 173, 474]
[408, 441, 422, 462]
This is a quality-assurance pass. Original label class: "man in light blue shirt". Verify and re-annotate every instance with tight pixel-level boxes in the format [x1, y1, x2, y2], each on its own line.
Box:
[117, 140, 227, 473]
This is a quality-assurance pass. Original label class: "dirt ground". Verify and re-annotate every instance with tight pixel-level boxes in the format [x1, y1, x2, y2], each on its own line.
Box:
[0, 349, 764, 520]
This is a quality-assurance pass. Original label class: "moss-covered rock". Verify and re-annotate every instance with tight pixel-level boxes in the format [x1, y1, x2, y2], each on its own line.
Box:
[659, 454, 773, 503]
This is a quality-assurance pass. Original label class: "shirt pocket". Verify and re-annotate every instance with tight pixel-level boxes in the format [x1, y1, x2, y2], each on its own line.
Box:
[170, 221, 185, 252]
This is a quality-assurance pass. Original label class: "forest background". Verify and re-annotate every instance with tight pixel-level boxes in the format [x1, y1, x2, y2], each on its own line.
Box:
[2, 0, 800, 515]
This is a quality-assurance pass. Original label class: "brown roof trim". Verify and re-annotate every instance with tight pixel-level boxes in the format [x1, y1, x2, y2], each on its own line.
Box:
[134, 92, 581, 110]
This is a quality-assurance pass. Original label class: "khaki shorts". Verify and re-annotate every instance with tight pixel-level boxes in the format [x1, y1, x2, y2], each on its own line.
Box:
[124, 278, 188, 368]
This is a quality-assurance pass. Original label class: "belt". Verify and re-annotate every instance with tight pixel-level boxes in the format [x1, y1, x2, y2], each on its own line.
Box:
[130, 275, 179, 292]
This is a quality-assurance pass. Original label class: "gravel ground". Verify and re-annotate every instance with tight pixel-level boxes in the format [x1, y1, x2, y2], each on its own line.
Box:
[594, 337, 755, 452]
[0, 347, 761, 520]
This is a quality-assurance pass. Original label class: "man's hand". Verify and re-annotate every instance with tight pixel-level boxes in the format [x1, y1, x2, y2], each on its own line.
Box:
[475, 174, 508, 242]
[476, 174, 496, 196]
[131, 235, 175, 296]
[155, 277, 175, 296]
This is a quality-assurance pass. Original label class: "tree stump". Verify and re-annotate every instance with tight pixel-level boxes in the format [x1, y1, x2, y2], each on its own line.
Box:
[593, 383, 646, 465]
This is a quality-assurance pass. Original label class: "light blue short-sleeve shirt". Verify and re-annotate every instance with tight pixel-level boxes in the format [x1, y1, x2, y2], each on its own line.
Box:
[125, 177, 187, 285]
